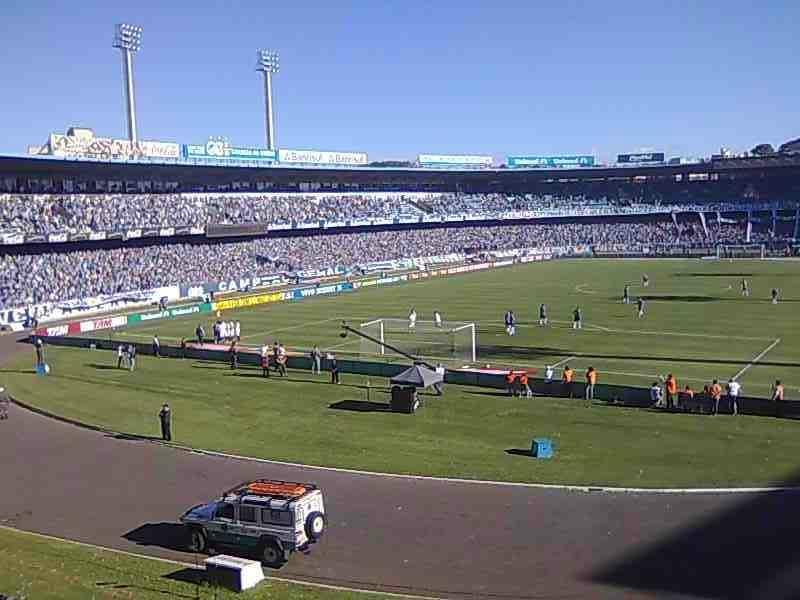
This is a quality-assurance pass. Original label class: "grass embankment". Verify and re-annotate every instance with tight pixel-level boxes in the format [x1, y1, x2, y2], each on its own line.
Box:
[0, 527, 386, 600]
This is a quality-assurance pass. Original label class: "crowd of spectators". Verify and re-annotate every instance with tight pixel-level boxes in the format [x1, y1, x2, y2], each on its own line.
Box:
[0, 193, 425, 235]
[1, 217, 789, 307]
[1, 192, 796, 236]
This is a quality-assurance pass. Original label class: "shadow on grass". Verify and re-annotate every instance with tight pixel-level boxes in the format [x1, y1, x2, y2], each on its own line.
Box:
[479, 345, 800, 369]
[164, 567, 206, 586]
[329, 399, 393, 413]
[88, 363, 124, 371]
[505, 448, 533, 457]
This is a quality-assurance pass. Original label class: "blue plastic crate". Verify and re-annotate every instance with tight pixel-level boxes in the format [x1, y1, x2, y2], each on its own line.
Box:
[531, 438, 554, 459]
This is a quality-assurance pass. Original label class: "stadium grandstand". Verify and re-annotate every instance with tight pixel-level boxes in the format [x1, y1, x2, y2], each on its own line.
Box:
[0, 152, 799, 322]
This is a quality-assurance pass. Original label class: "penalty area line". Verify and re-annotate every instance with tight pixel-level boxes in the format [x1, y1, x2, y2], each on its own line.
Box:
[732, 338, 781, 382]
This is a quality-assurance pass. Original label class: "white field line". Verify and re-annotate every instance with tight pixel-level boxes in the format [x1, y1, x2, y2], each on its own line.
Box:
[547, 320, 774, 342]
[551, 355, 576, 368]
[732, 338, 781, 382]
[0, 525, 442, 600]
[574, 283, 598, 295]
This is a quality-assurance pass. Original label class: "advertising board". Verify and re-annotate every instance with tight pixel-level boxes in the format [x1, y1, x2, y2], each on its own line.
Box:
[214, 291, 287, 311]
[48, 132, 180, 160]
[183, 139, 277, 162]
[277, 149, 368, 166]
[617, 152, 665, 164]
[507, 155, 595, 169]
[417, 154, 493, 168]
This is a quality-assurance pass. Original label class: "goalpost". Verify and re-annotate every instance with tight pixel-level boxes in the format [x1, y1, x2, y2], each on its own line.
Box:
[716, 244, 766, 259]
[359, 318, 477, 364]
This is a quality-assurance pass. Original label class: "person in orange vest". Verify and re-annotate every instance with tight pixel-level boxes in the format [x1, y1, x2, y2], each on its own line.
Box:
[519, 372, 533, 398]
[562, 365, 574, 399]
[710, 379, 723, 415]
[772, 380, 785, 417]
[585, 367, 597, 402]
[665, 374, 678, 411]
[505, 370, 517, 397]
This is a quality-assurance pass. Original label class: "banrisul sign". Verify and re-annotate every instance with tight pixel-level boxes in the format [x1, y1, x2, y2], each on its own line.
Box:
[128, 302, 212, 324]
[507, 155, 595, 169]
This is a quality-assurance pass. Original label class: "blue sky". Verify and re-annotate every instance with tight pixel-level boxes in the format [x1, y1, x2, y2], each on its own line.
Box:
[1, 1, 797, 162]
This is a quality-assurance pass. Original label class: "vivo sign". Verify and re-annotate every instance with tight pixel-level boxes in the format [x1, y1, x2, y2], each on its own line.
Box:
[277, 149, 368, 166]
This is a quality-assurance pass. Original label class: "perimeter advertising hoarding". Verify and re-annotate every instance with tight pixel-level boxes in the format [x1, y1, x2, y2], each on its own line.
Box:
[507, 155, 595, 169]
[277, 149, 368, 166]
[49, 133, 180, 160]
[183, 140, 277, 162]
[417, 154, 493, 168]
[617, 152, 665, 164]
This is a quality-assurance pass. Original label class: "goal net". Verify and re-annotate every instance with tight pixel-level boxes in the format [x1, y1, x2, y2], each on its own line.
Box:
[716, 244, 766, 259]
[359, 318, 477, 364]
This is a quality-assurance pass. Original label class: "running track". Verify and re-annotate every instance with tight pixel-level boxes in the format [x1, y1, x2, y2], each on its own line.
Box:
[2, 334, 799, 599]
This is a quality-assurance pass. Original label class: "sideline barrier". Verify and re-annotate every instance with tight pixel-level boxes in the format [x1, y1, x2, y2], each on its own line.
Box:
[32, 335, 800, 420]
[34, 301, 213, 338]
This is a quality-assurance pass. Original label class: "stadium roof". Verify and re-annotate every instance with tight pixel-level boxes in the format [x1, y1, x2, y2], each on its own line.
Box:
[1, 154, 800, 189]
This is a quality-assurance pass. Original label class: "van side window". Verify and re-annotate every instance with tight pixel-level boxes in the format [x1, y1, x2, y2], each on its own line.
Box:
[239, 505, 257, 523]
[261, 509, 292, 526]
[216, 503, 234, 520]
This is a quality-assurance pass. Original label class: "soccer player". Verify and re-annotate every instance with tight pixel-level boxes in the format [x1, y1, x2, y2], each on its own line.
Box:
[623, 284, 630, 304]
[235, 320, 241, 342]
[572, 306, 582, 330]
[152, 335, 161, 358]
[771, 288, 780, 304]
[642, 274, 650, 288]
[637, 297, 646, 319]
[434, 310, 443, 328]
[196, 323, 205, 345]
[538, 303, 548, 326]
[740, 278, 750, 297]
[544, 365, 554, 383]
[408, 307, 418, 330]
[504, 310, 516, 336]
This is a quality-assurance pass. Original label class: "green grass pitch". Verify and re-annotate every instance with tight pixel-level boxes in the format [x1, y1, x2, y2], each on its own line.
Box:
[4, 258, 800, 487]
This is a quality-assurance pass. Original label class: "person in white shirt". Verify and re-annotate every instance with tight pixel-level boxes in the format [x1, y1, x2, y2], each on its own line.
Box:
[434, 310, 443, 329]
[276, 343, 287, 376]
[117, 344, 125, 369]
[727, 378, 742, 416]
[152, 335, 161, 358]
[434, 363, 445, 395]
[650, 381, 663, 408]
[408, 308, 417, 330]
[235, 320, 241, 341]
[544, 365, 554, 383]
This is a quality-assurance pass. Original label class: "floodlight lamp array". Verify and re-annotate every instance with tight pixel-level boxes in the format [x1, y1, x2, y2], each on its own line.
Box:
[256, 49, 280, 73]
[113, 23, 143, 52]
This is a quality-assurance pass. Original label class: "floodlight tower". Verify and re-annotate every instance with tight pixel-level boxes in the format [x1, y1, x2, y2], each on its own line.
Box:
[112, 23, 143, 144]
[256, 50, 279, 151]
